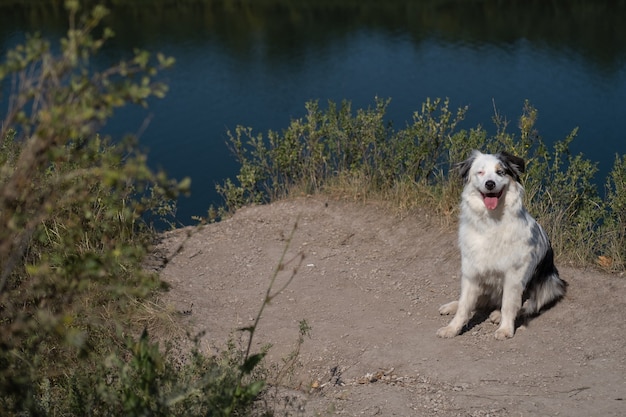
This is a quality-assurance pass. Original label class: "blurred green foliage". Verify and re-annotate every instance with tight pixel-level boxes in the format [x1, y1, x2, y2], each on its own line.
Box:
[0, 2, 265, 416]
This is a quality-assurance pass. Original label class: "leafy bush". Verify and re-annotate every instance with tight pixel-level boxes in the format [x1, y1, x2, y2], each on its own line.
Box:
[218, 98, 466, 206]
[220, 98, 626, 272]
[0, 1, 176, 413]
[0, 2, 274, 416]
[600, 154, 626, 270]
[44, 328, 266, 417]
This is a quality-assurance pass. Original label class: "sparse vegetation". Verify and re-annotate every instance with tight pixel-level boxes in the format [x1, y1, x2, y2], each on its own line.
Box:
[219, 98, 626, 272]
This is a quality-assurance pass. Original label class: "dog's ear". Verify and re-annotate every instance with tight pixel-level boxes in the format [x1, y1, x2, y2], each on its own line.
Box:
[497, 151, 525, 182]
[455, 150, 480, 183]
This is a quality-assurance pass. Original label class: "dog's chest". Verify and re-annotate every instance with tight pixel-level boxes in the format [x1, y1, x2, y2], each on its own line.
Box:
[459, 218, 532, 267]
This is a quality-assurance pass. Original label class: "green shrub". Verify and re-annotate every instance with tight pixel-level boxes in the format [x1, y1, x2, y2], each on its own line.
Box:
[219, 97, 466, 206]
[0, 2, 273, 416]
[600, 154, 626, 270]
[220, 98, 625, 272]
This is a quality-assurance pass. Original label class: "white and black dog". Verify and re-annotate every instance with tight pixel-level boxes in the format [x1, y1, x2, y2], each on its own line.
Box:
[437, 150, 566, 340]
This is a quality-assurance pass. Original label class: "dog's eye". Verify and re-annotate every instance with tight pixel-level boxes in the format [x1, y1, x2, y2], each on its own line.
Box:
[496, 169, 505, 176]
[477, 170, 485, 176]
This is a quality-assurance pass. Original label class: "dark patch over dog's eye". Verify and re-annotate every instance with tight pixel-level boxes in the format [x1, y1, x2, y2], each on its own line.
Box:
[496, 169, 505, 176]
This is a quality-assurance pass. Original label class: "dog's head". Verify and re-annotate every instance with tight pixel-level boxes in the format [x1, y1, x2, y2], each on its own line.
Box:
[456, 150, 525, 211]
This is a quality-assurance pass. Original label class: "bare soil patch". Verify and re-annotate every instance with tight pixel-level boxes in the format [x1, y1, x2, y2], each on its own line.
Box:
[154, 197, 626, 416]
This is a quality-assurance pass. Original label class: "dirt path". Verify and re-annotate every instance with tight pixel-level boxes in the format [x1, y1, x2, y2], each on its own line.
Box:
[155, 197, 626, 416]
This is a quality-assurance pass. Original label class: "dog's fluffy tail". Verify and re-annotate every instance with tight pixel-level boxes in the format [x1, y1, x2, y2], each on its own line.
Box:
[522, 247, 567, 316]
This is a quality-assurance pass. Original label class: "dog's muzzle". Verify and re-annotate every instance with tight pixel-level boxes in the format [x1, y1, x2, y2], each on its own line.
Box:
[481, 188, 503, 210]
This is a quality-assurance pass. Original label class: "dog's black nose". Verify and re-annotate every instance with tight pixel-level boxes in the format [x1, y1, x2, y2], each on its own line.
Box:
[485, 180, 496, 190]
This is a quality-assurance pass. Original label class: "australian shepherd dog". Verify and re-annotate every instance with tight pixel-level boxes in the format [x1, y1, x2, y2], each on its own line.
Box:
[437, 150, 567, 340]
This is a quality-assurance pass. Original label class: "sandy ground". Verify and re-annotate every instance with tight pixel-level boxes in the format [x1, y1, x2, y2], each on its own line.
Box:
[152, 197, 626, 416]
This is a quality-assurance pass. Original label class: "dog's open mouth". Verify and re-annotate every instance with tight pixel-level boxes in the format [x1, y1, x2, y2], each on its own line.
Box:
[481, 190, 503, 210]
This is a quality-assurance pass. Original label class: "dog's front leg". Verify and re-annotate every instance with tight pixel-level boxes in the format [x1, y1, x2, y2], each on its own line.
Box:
[437, 276, 479, 338]
[494, 278, 524, 340]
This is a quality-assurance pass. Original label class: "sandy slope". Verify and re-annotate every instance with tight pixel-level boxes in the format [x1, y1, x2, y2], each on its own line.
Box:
[154, 197, 626, 416]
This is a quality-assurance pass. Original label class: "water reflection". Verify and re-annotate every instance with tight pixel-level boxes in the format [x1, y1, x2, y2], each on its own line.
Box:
[2, 1, 625, 69]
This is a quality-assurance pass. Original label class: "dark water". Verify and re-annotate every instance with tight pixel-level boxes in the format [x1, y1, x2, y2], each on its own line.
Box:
[1, 1, 625, 225]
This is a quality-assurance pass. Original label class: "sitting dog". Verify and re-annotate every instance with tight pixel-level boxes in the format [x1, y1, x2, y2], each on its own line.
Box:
[437, 150, 566, 340]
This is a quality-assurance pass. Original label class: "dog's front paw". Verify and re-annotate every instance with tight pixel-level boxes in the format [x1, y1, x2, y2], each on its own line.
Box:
[436, 325, 460, 338]
[494, 326, 514, 340]
[438, 301, 458, 315]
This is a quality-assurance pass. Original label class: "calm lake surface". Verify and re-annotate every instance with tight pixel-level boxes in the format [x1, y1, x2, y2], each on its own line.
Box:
[1, 1, 625, 224]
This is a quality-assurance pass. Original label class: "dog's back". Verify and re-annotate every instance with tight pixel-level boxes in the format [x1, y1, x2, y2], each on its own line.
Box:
[520, 229, 567, 316]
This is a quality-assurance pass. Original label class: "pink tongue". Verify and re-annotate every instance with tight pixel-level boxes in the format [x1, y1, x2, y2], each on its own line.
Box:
[484, 196, 499, 210]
